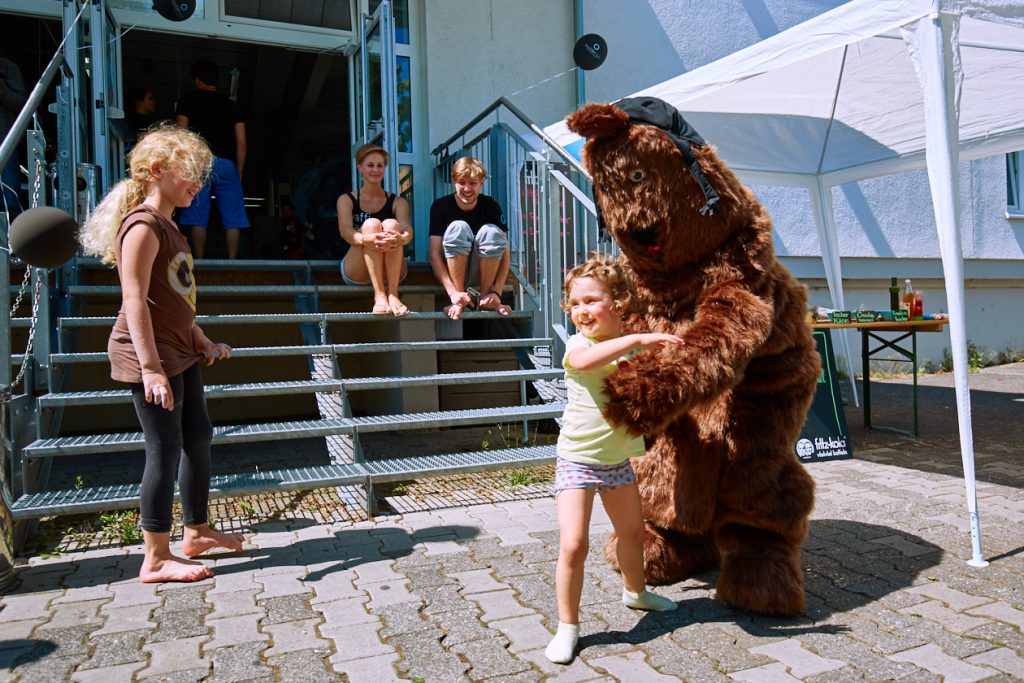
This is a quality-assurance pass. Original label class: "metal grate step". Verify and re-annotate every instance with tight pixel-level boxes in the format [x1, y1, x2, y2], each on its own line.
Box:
[37, 370, 565, 407]
[37, 338, 552, 366]
[8, 462, 369, 520]
[57, 309, 530, 329]
[22, 403, 565, 458]
[66, 284, 450, 297]
[365, 444, 556, 483]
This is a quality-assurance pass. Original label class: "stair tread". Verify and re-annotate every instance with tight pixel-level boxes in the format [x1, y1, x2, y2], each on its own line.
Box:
[23, 403, 566, 456]
[38, 370, 565, 406]
[9, 445, 556, 519]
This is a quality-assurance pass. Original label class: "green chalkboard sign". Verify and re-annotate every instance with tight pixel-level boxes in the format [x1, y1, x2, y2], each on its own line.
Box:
[795, 329, 852, 463]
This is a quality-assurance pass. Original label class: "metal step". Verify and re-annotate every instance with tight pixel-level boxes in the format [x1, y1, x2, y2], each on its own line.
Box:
[37, 369, 565, 407]
[58, 310, 530, 329]
[8, 462, 369, 520]
[22, 402, 565, 458]
[365, 444, 556, 483]
[37, 338, 552, 366]
[66, 284, 449, 297]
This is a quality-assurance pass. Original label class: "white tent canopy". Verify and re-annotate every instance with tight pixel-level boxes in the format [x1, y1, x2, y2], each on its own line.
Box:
[547, 0, 1024, 567]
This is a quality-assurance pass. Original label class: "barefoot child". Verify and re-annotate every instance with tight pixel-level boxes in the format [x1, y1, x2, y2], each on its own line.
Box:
[81, 124, 244, 583]
[546, 253, 681, 664]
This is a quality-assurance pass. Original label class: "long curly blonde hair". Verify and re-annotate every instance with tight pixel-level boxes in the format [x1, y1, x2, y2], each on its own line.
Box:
[80, 124, 212, 264]
[560, 251, 634, 316]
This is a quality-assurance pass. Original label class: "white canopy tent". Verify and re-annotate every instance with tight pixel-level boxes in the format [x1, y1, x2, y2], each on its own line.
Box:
[547, 0, 1024, 567]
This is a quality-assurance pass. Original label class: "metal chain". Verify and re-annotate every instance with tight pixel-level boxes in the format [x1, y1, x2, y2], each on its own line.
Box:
[11, 273, 43, 388]
[9, 267, 31, 317]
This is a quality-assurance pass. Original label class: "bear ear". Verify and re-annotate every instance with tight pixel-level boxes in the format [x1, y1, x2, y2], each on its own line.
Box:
[566, 103, 630, 141]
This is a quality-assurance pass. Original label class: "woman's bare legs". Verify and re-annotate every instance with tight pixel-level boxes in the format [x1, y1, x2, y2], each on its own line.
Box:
[381, 218, 408, 315]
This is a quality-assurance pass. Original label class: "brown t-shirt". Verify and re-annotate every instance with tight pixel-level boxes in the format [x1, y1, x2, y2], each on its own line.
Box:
[108, 205, 200, 383]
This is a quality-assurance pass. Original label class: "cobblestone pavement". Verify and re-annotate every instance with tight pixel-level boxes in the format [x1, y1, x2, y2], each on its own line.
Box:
[1, 369, 1021, 681]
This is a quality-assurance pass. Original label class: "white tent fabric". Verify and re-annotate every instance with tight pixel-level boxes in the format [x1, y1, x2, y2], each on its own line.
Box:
[546, 0, 1024, 567]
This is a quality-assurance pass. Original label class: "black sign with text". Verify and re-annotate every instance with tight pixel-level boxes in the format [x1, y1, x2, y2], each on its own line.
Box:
[795, 330, 852, 463]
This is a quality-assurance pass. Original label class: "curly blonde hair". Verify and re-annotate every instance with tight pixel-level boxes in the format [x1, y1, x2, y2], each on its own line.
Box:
[560, 252, 634, 316]
[80, 124, 212, 264]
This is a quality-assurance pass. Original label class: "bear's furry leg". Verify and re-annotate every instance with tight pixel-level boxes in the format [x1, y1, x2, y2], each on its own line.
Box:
[715, 523, 805, 615]
[604, 522, 718, 585]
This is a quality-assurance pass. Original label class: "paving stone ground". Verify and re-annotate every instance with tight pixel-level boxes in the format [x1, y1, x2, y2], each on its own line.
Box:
[1, 366, 1021, 681]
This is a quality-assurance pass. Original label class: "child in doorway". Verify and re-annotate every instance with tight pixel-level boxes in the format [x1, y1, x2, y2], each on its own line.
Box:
[80, 124, 244, 583]
[546, 253, 681, 664]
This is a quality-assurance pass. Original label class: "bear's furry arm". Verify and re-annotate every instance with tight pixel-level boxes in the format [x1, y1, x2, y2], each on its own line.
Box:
[602, 281, 774, 435]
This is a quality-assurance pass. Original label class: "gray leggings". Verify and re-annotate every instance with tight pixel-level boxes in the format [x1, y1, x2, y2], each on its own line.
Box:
[130, 362, 212, 532]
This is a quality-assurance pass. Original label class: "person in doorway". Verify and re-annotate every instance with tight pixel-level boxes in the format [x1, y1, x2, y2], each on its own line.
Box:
[546, 253, 680, 664]
[175, 59, 249, 259]
[0, 49, 28, 221]
[336, 143, 412, 315]
[125, 86, 158, 145]
[279, 199, 305, 260]
[429, 157, 512, 320]
[79, 124, 244, 583]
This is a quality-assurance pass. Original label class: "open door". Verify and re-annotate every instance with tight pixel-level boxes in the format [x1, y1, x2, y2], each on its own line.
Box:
[89, 0, 125, 192]
[351, 0, 399, 190]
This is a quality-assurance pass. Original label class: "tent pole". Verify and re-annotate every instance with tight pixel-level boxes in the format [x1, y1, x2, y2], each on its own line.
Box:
[808, 181, 859, 407]
[909, 10, 986, 567]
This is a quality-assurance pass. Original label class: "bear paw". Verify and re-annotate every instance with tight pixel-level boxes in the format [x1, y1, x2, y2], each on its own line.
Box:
[602, 362, 675, 436]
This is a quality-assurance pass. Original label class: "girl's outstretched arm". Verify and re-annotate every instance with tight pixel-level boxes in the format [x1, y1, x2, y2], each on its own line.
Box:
[567, 333, 683, 372]
[120, 224, 172, 410]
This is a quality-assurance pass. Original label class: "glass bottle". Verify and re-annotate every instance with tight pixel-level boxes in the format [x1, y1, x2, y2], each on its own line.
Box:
[889, 277, 900, 310]
[901, 279, 914, 312]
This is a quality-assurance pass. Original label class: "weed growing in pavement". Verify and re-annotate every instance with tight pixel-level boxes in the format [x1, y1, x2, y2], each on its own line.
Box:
[98, 509, 142, 545]
[499, 467, 550, 489]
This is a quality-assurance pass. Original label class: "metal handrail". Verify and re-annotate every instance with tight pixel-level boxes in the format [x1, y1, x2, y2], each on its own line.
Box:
[430, 97, 590, 179]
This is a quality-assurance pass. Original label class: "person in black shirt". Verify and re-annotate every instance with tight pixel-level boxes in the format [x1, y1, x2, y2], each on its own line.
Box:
[429, 157, 511, 320]
[175, 59, 249, 258]
[125, 86, 157, 146]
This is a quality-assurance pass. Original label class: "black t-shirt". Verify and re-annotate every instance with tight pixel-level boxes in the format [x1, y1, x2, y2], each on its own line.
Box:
[429, 194, 506, 238]
[175, 89, 243, 160]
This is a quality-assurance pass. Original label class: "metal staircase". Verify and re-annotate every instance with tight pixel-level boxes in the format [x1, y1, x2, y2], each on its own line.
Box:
[5, 259, 566, 522]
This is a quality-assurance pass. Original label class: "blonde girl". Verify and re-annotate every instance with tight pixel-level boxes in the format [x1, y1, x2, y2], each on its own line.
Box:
[81, 124, 244, 583]
[546, 253, 681, 664]
[336, 143, 413, 315]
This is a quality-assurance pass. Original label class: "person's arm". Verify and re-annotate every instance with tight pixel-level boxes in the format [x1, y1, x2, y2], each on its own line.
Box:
[175, 114, 188, 128]
[192, 324, 232, 366]
[567, 333, 684, 373]
[120, 222, 173, 410]
[392, 195, 413, 247]
[233, 121, 246, 179]
[336, 193, 361, 247]
[429, 235, 455, 294]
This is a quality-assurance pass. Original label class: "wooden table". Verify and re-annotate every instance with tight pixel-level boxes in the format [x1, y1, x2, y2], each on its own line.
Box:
[811, 319, 948, 437]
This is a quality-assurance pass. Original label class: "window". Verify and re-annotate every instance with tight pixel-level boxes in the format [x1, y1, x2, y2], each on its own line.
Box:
[224, 0, 352, 31]
[1008, 151, 1023, 215]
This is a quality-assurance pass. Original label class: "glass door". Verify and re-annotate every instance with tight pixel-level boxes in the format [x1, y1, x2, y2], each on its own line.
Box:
[89, 0, 125, 192]
[351, 0, 398, 191]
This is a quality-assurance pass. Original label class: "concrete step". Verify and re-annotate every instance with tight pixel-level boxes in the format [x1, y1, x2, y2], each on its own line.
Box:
[56, 309, 531, 329]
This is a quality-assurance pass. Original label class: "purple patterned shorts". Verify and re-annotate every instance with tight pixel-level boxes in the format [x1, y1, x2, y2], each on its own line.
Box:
[553, 456, 637, 494]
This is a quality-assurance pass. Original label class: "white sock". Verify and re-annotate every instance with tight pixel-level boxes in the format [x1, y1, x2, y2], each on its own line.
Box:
[545, 621, 579, 664]
[623, 588, 677, 611]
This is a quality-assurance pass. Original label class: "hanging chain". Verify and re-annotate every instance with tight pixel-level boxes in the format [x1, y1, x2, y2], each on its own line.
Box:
[11, 273, 43, 389]
[31, 155, 43, 209]
[9, 268, 31, 317]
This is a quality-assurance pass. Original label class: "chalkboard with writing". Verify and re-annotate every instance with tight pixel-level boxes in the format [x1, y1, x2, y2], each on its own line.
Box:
[795, 329, 852, 463]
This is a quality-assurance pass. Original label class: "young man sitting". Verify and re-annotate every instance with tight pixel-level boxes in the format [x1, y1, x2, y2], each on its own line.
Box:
[428, 157, 512, 320]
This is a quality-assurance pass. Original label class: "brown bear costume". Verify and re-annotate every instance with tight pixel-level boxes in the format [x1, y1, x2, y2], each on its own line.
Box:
[566, 97, 820, 615]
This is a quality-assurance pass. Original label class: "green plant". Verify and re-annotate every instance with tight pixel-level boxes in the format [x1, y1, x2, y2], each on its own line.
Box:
[74, 475, 84, 490]
[940, 340, 987, 373]
[237, 499, 257, 517]
[499, 467, 550, 489]
[996, 346, 1024, 365]
[98, 510, 142, 545]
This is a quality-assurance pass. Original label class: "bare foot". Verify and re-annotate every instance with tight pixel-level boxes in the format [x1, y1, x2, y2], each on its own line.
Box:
[479, 292, 512, 316]
[388, 294, 409, 316]
[371, 297, 392, 315]
[182, 526, 246, 558]
[444, 302, 466, 320]
[139, 553, 212, 583]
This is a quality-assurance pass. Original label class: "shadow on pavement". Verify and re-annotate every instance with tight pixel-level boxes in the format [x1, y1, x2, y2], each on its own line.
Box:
[6, 519, 482, 594]
[579, 518, 942, 652]
[0, 640, 57, 670]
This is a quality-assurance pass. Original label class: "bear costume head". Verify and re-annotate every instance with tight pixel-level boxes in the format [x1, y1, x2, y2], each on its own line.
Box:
[565, 97, 820, 615]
